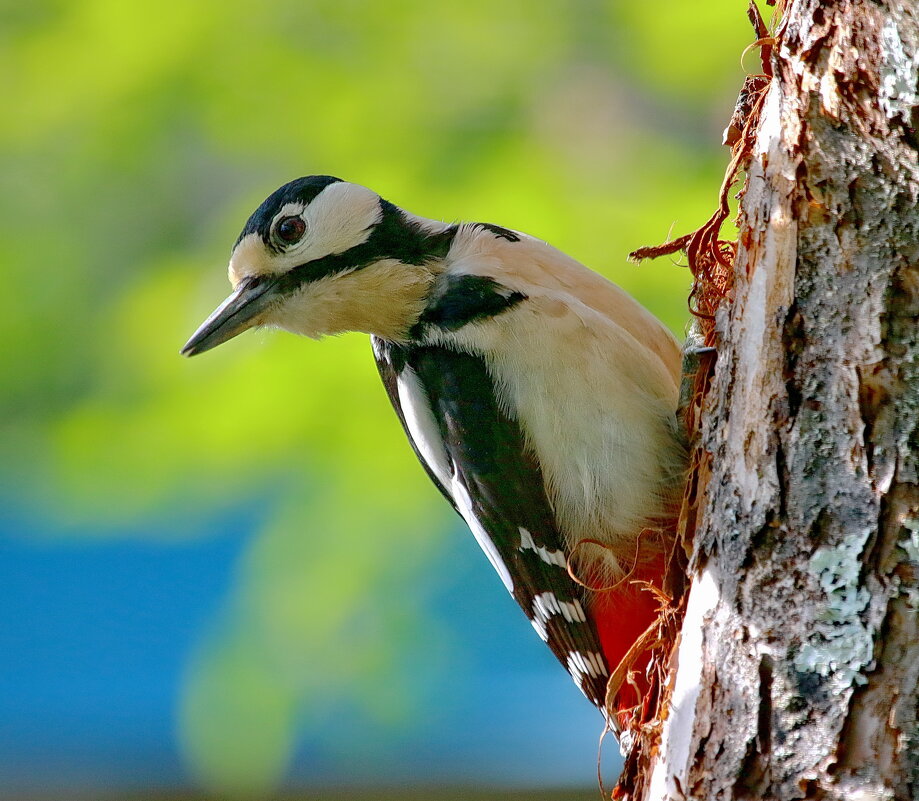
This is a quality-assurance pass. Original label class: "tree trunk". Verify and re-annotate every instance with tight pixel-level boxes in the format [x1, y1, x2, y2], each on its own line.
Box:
[640, 1, 919, 799]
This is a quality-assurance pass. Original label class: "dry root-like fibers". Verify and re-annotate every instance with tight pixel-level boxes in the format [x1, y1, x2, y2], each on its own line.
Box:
[605, 3, 783, 797]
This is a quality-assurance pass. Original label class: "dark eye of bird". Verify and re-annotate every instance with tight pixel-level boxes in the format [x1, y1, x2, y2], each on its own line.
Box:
[276, 215, 306, 245]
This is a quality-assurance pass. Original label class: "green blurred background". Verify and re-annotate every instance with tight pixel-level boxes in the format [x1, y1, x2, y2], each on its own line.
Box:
[0, 1, 748, 798]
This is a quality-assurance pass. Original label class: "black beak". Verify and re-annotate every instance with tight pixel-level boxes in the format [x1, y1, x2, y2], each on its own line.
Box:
[181, 276, 279, 356]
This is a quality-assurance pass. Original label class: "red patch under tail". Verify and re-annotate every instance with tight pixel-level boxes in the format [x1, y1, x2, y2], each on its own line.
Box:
[589, 559, 666, 726]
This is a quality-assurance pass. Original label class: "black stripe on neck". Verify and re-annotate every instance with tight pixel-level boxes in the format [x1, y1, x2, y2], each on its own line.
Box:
[413, 274, 527, 336]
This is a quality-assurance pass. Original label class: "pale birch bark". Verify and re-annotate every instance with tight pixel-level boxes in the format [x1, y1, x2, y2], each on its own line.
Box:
[642, 1, 919, 799]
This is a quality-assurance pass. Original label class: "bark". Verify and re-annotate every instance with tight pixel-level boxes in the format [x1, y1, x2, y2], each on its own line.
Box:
[641, 2, 919, 799]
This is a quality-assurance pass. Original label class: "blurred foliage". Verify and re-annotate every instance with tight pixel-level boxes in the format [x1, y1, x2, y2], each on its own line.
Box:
[0, 0, 750, 795]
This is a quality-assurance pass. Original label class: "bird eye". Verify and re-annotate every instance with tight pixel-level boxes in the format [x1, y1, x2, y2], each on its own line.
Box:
[275, 215, 306, 246]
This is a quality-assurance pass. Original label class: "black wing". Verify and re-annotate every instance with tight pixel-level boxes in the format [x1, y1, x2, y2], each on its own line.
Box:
[373, 337, 610, 707]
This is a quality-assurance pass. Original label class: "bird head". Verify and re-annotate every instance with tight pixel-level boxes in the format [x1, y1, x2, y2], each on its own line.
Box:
[181, 176, 454, 355]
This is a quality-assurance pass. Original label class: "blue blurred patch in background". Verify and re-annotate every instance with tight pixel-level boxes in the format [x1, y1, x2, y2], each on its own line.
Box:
[0, 507, 607, 796]
[0, 509, 253, 791]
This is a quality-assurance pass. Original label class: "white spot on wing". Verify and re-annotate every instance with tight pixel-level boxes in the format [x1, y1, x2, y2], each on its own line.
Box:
[532, 591, 559, 622]
[531, 618, 549, 641]
[518, 527, 568, 568]
[531, 591, 585, 625]
[528, 593, 594, 682]
[562, 598, 586, 623]
[566, 650, 607, 682]
[567, 652, 586, 684]
[587, 651, 608, 677]
[397, 368, 452, 487]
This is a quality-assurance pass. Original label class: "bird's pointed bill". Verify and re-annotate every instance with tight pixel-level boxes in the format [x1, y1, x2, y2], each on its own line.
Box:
[181, 276, 278, 356]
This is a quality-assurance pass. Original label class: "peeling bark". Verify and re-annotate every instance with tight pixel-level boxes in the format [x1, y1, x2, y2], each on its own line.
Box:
[641, 2, 919, 799]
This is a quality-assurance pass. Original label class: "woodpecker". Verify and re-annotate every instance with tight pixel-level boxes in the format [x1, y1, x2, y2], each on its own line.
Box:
[182, 176, 686, 724]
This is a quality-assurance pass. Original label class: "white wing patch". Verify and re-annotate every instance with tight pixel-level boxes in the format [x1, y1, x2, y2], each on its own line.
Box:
[518, 526, 568, 568]
[397, 369, 452, 487]
[397, 365, 515, 595]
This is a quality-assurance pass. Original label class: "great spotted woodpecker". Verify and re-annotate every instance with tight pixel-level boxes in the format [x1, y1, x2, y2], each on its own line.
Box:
[182, 176, 687, 724]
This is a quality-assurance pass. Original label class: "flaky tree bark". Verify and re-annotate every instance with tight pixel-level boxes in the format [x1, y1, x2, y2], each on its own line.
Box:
[640, 2, 919, 799]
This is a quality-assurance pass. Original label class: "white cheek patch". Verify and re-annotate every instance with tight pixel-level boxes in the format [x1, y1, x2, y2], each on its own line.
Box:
[297, 182, 382, 263]
[230, 182, 384, 279]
